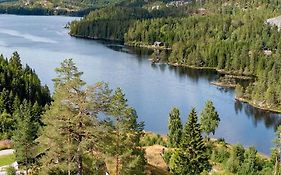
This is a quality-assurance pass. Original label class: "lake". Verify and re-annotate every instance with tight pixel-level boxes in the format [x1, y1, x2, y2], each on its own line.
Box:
[0, 15, 280, 155]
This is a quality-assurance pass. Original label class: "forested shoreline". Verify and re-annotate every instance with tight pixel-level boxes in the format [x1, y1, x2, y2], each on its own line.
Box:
[69, 0, 281, 113]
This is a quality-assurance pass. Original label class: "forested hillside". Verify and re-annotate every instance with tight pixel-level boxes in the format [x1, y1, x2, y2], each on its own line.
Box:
[0, 52, 51, 139]
[69, 3, 193, 40]
[0, 0, 176, 15]
[70, 0, 281, 112]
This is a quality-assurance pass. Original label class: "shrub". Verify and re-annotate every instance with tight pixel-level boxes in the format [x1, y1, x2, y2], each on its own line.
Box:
[211, 146, 230, 163]
[6, 166, 16, 175]
[140, 133, 166, 146]
[225, 156, 240, 173]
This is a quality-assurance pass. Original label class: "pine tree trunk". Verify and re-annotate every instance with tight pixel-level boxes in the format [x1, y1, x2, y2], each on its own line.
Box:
[68, 135, 71, 175]
[274, 154, 280, 175]
[77, 147, 83, 175]
[25, 143, 28, 175]
[77, 121, 83, 175]
[115, 154, 119, 175]
[68, 118, 71, 175]
[115, 125, 120, 175]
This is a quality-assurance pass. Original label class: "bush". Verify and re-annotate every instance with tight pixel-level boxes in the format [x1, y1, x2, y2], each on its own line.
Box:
[6, 166, 16, 175]
[211, 146, 230, 163]
[140, 133, 166, 146]
[225, 156, 240, 173]
[232, 144, 245, 163]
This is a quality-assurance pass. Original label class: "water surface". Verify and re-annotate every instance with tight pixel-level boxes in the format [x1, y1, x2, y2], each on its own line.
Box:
[0, 15, 280, 154]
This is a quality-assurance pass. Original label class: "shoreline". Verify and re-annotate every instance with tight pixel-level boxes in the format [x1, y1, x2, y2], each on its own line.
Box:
[168, 62, 254, 80]
[125, 42, 172, 50]
[210, 81, 236, 88]
[68, 35, 281, 114]
[235, 97, 281, 114]
[69, 34, 124, 43]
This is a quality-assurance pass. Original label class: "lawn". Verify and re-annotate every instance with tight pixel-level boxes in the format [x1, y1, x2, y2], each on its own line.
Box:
[0, 154, 15, 167]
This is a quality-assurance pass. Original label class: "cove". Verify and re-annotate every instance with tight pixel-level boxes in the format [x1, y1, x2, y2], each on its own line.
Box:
[0, 15, 280, 155]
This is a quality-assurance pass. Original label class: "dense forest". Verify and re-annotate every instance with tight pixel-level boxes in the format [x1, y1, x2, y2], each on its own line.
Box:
[69, 5, 190, 40]
[0, 52, 51, 139]
[70, 0, 281, 112]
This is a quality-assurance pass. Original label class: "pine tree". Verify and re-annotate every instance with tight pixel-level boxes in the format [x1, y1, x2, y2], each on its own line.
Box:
[107, 88, 146, 175]
[200, 100, 220, 137]
[38, 59, 111, 175]
[167, 107, 182, 148]
[169, 108, 210, 175]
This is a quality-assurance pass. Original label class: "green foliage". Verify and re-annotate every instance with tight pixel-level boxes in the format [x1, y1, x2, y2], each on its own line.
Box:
[0, 52, 51, 139]
[169, 108, 210, 175]
[12, 100, 37, 173]
[0, 110, 14, 139]
[200, 100, 220, 136]
[225, 144, 245, 173]
[238, 146, 259, 175]
[211, 142, 274, 175]
[162, 149, 173, 165]
[107, 88, 146, 175]
[211, 146, 230, 164]
[70, 4, 190, 42]
[6, 166, 16, 175]
[167, 107, 182, 148]
[38, 59, 111, 174]
[38, 59, 146, 175]
[140, 133, 166, 146]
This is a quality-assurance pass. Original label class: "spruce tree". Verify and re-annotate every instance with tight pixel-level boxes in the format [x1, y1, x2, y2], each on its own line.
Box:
[167, 107, 182, 148]
[12, 101, 36, 174]
[238, 147, 258, 175]
[169, 108, 210, 175]
[200, 100, 220, 137]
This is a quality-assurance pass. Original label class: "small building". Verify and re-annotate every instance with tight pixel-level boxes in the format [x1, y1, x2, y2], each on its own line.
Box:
[154, 41, 164, 47]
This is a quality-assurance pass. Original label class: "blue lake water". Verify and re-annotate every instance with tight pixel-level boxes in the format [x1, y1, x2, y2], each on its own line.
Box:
[0, 15, 280, 155]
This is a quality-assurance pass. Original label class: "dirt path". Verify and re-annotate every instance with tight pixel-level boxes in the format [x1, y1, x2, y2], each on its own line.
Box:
[0, 149, 14, 156]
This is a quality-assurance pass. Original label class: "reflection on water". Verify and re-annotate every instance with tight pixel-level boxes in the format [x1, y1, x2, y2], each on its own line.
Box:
[235, 100, 281, 130]
[151, 63, 218, 82]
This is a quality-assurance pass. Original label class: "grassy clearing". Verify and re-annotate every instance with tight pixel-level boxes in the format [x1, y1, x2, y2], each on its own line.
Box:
[0, 154, 15, 167]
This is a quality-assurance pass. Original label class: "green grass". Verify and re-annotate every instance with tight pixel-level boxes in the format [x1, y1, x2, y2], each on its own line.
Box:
[0, 154, 15, 166]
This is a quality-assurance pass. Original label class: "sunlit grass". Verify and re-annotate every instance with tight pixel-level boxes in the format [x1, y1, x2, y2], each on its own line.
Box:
[0, 154, 15, 167]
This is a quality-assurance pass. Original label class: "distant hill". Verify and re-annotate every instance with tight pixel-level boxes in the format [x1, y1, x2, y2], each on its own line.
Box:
[0, 0, 124, 10]
[0, 0, 179, 12]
